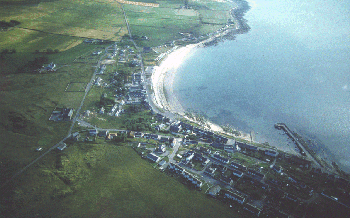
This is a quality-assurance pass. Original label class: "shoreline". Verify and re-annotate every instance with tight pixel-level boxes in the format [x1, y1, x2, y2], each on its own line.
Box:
[150, 0, 253, 141]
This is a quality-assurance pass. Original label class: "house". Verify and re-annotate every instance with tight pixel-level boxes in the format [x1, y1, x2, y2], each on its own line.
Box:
[232, 168, 244, 178]
[107, 132, 118, 140]
[224, 145, 235, 153]
[247, 169, 265, 181]
[70, 132, 80, 141]
[62, 108, 74, 120]
[159, 137, 169, 143]
[98, 130, 109, 137]
[208, 185, 221, 197]
[45, 62, 56, 71]
[265, 149, 278, 157]
[150, 134, 160, 140]
[158, 160, 167, 167]
[157, 144, 166, 153]
[88, 129, 98, 136]
[204, 166, 217, 177]
[170, 123, 182, 133]
[199, 146, 211, 154]
[168, 163, 184, 173]
[92, 50, 102, 55]
[243, 202, 263, 217]
[147, 153, 161, 163]
[134, 132, 144, 138]
[220, 177, 233, 185]
[99, 107, 105, 114]
[94, 77, 102, 86]
[271, 165, 283, 174]
[57, 142, 67, 151]
[143, 47, 152, 53]
[230, 162, 247, 171]
[223, 189, 247, 204]
[210, 142, 225, 150]
[179, 122, 193, 131]
[212, 154, 229, 164]
[236, 141, 258, 152]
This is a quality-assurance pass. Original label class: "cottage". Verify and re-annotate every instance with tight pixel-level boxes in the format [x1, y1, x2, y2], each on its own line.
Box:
[199, 146, 211, 154]
[62, 108, 74, 120]
[208, 185, 221, 197]
[88, 129, 98, 136]
[107, 132, 118, 140]
[157, 144, 166, 153]
[147, 153, 161, 163]
[220, 177, 233, 185]
[232, 168, 244, 178]
[170, 123, 182, 133]
[70, 132, 80, 141]
[204, 166, 217, 177]
[57, 142, 67, 151]
[98, 130, 109, 137]
[230, 162, 247, 171]
[265, 149, 278, 157]
[235, 141, 258, 152]
[247, 169, 265, 181]
[223, 189, 247, 204]
[243, 203, 263, 217]
[159, 137, 169, 143]
[134, 132, 144, 138]
[158, 160, 167, 167]
[212, 154, 229, 164]
[168, 163, 185, 174]
[210, 142, 225, 150]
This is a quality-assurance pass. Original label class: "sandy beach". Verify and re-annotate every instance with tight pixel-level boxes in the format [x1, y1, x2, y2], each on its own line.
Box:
[149, 1, 254, 140]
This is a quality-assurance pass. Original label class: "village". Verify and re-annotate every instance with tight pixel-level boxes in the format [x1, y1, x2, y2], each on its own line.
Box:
[34, 26, 350, 216]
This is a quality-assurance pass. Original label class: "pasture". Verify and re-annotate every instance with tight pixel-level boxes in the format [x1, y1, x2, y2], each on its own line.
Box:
[6, 145, 241, 217]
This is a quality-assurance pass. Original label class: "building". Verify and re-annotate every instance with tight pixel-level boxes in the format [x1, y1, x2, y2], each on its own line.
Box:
[247, 169, 265, 181]
[208, 185, 221, 197]
[236, 141, 258, 152]
[223, 189, 247, 204]
[243, 202, 263, 217]
[147, 153, 161, 163]
[210, 142, 225, 150]
[212, 154, 229, 164]
[230, 162, 247, 171]
[88, 129, 98, 136]
[264, 149, 278, 157]
[62, 108, 74, 120]
[157, 144, 166, 153]
[232, 168, 244, 177]
[168, 163, 185, 174]
[134, 132, 144, 138]
[57, 142, 67, 151]
[107, 132, 118, 140]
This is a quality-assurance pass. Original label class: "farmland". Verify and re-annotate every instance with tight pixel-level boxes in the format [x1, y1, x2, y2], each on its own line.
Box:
[0, 0, 241, 217]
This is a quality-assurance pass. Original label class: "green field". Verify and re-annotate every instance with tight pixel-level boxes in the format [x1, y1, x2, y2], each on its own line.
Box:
[0, 0, 240, 217]
[3, 145, 241, 217]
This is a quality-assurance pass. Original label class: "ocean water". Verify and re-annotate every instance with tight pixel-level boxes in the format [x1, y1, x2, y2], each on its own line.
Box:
[173, 0, 350, 171]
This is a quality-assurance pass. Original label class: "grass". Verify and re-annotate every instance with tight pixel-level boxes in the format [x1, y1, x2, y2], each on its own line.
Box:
[4, 145, 240, 217]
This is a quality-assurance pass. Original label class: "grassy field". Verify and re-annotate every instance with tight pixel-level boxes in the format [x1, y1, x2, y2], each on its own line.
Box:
[0, 0, 241, 217]
[3, 145, 241, 217]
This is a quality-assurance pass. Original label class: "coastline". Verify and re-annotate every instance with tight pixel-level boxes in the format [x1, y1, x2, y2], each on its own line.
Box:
[150, 0, 252, 140]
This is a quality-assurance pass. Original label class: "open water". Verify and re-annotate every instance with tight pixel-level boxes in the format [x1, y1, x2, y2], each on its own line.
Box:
[173, 0, 350, 171]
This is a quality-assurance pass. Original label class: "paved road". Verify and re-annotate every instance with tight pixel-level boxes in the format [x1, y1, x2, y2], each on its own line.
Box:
[68, 44, 116, 136]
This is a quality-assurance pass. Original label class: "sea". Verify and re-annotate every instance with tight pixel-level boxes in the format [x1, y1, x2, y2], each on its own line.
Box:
[173, 0, 350, 171]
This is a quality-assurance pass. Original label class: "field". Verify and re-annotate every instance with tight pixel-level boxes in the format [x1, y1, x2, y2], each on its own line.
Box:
[3, 145, 240, 217]
[0, 0, 240, 217]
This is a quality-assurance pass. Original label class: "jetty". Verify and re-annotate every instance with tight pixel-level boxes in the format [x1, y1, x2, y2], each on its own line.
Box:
[275, 123, 322, 168]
